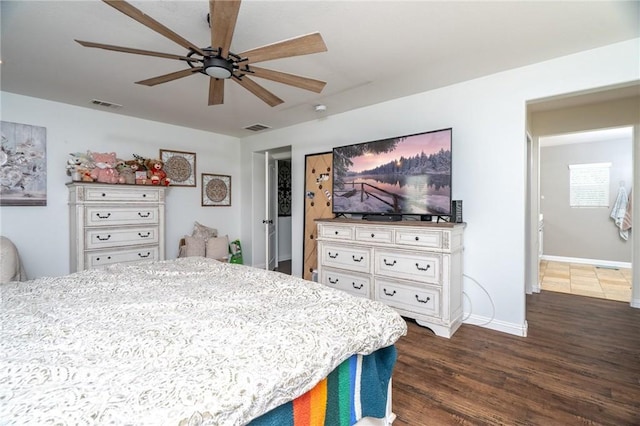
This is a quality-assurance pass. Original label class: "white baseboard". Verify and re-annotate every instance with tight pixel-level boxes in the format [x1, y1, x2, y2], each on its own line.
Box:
[463, 314, 528, 337]
[632, 298, 640, 309]
[541, 255, 631, 269]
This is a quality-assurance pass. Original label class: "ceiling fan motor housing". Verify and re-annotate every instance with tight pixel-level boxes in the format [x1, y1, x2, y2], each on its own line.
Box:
[203, 56, 234, 79]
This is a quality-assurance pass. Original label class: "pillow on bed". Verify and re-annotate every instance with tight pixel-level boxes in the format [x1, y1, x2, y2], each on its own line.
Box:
[192, 222, 218, 240]
[205, 235, 229, 260]
[183, 235, 206, 257]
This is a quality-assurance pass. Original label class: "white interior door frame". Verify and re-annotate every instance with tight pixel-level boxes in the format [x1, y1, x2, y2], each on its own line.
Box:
[526, 131, 540, 295]
[265, 152, 277, 271]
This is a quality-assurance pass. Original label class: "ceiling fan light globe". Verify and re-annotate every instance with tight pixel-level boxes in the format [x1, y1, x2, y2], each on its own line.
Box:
[203, 56, 233, 79]
[205, 66, 232, 79]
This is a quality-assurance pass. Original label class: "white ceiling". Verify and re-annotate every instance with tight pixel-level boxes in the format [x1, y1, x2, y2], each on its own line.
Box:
[1, 1, 639, 138]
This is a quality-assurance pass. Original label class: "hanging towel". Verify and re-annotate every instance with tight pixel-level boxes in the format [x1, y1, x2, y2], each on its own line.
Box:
[622, 188, 632, 232]
[610, 186, 629, 241]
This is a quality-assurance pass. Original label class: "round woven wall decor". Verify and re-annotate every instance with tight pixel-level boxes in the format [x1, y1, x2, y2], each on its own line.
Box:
[164, 156, 192, 182]
[206, 178, 228, 202]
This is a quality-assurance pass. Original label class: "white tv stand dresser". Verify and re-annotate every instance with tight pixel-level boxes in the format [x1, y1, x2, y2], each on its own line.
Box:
[316, 218, 464, 338]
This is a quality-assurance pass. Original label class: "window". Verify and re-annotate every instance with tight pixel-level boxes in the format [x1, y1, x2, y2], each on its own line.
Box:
[569, 162, 611, 207]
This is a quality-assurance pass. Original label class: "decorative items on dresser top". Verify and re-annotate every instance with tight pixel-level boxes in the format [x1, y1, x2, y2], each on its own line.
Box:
[68, 183, 166, 272]
[316, 218, 464, 338]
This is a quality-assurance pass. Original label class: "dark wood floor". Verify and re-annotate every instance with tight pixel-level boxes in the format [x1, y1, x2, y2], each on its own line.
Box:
[392, 291, 640, 425]
[275, 259, 292, 275]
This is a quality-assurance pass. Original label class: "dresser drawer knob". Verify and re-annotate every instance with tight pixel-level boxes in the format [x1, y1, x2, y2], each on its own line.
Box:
[142, 194, 147, 198]
[415, 236, 419, 241]
[383, 259, 396, 267]
[138, 252, 151, 258]
[138, 232, 151, 238]
[328, 252, 338, 259]
[415, 263, 431, 272]
[96, 256, 111, 262]
[101, 193, 106, 197]
[352, 255, 364, 263]
[96, 234, 111, 241]
[371, 233, 375, 238]
[383, 289, 396, 297]
[138, 212, 151, 218]
[334, 231, 339, 235]
[415, 295, 431, 304]
[352, 282, 363, 290]
[328, 277, 339, 284]
[96, 213, 111, 219]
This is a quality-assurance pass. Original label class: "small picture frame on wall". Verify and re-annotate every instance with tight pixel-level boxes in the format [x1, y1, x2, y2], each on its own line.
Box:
[159, 149, 196, 187]
[202, 173, 231, 206]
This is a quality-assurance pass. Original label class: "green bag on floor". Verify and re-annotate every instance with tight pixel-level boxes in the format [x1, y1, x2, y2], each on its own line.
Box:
[229, 239, 243, 264]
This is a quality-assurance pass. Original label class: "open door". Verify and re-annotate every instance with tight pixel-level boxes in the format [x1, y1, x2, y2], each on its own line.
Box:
[265, 152, 277, 271]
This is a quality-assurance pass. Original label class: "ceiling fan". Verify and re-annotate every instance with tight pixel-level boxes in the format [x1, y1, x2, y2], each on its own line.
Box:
[75, 0, 327, 107]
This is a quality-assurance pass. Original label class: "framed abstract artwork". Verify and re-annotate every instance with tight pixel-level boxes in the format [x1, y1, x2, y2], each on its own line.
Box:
[202, 173, 231, 206]
[0, 121, 47, 206]
[159, 149, 196, 187]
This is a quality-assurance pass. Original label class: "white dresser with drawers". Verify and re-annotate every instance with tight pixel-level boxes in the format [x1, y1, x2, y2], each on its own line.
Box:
[68, 183, 166, 272]
[316, 218, 464, 338]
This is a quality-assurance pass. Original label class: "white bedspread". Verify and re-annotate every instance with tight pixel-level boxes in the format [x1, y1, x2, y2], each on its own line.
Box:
[0, 257, 407, 425]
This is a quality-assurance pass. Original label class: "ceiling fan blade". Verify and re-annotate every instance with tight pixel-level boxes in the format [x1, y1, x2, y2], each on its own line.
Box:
[103, 0, 206, 57]
[75, 40, 200, 62]
[247, 66, 326, 93]
[238, 32, 327, 64]
[209, 78, 225, 105]
[233, 75, 283, 107]
[136, 67, 203, 86]
[209, 0, 241, 58]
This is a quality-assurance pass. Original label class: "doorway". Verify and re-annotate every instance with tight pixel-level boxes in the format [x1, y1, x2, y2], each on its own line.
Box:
[526, 82, 639, 309]
[251, 146, 292, 271]
[537, 127, 633, 302]
[274, 157, 292, 275]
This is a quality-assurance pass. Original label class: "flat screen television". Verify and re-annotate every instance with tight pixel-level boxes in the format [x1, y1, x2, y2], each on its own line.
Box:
[332, 128, 452, 218]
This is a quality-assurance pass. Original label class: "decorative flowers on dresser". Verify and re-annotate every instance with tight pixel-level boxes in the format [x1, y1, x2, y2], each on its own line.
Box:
[66, 151, 171, 186]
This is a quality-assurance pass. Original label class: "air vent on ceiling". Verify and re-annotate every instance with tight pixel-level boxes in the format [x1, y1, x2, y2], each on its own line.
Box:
[244, 123, 271, 132]
[90, 99, 123, 109]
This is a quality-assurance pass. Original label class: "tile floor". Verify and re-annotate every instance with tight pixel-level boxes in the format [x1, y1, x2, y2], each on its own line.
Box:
[539, 260, 632, 302]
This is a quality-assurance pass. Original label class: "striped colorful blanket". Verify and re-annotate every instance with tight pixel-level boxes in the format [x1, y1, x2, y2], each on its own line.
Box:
[250, 345, 397, 426]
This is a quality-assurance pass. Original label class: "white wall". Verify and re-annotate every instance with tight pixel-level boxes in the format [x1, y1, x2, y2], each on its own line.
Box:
[240, 38, 640, 336]
[0, 92, 242, 279]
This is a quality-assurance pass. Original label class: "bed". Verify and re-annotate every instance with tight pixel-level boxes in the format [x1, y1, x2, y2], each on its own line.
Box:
[0, 257, 407, 425]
